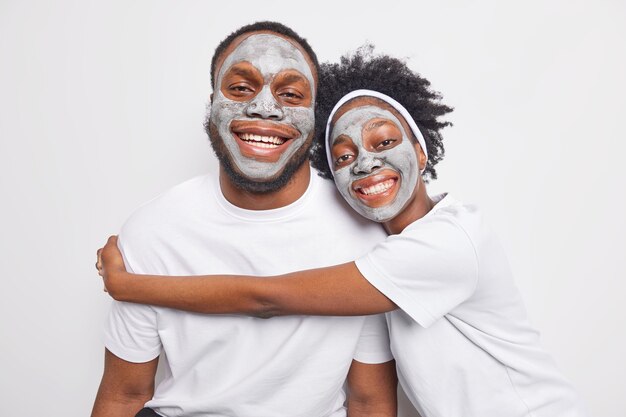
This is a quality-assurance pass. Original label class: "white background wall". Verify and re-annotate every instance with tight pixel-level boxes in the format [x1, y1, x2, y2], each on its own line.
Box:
[1, 1, 624, 416]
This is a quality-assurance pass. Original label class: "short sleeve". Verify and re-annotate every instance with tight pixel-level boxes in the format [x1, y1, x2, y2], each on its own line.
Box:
[102, 234, 161, 363]
[103, 301, 161, 363]
[355, 216, 479, 328]
[353, 314, 393, 364]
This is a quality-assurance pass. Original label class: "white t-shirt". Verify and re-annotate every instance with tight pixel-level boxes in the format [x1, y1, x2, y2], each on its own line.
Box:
[104, 170, 392, 417]
[355, 194, 587, 417]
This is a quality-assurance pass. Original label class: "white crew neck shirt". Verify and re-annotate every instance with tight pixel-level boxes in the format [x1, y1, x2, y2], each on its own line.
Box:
[356, 194, 587, 417]
[104, 170, 392, 417]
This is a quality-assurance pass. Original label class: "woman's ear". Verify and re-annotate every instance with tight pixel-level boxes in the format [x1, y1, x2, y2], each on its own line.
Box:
[415, 142, 427, 171]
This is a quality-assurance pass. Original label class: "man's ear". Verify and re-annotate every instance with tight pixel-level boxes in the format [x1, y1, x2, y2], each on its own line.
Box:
[206, 98, 212, 119]
[415, 143, 427, 171]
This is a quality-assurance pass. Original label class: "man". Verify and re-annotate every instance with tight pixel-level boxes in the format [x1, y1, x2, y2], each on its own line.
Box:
[91, 22, 396, 417]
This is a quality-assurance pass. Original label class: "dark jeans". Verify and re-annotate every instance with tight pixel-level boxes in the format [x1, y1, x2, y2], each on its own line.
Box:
[135, 408, 161, 417]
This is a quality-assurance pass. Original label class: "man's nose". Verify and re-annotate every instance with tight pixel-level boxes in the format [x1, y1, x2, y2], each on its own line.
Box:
[353, 153, 383, 175]
[245, 87, 284, 120]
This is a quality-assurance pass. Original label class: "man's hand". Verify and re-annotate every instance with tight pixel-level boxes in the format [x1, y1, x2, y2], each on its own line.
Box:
[96, 235, 130, 298]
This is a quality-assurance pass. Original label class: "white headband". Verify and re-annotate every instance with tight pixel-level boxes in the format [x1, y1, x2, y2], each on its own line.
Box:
[324, 89, 428, 175]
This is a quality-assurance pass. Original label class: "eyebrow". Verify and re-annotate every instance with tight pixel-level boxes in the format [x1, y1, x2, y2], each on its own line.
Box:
[332, 135, 354, 146]
[275, 72, 308, 85]
[364, 120, 392, 132]
[225, 65, 259, 78]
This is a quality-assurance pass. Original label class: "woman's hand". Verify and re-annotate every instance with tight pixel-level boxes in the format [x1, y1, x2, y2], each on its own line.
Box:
[95, 235, 130, 299]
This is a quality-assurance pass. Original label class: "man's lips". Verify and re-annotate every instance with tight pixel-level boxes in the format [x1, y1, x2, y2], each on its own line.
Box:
[230, 120, 299, 160]
[351, 171, 400, 207]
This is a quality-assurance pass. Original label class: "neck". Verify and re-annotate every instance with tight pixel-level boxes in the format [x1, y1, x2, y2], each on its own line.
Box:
[383, 177, 434, 235]
[219, 162, 311, 210]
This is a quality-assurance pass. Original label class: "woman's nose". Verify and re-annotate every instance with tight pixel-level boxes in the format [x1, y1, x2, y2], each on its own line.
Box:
[353, 153, 383, 175]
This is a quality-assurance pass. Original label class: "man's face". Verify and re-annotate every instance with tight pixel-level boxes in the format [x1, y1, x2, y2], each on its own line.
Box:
[208, 32, 316, 192]
[329, 99, 421, 222]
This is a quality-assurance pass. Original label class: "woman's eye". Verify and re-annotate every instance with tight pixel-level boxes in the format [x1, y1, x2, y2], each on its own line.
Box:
[335, 154, 354, 165]
[377, 139, 397, 148]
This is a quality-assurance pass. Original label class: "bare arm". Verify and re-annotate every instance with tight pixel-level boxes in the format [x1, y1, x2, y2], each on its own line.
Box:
[347, 360, 397, 417]
[91, 349, 158, 417]
[98, 236, 397, 318]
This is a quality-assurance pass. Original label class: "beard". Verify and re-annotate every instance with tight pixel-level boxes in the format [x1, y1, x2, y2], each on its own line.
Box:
[204, 116, 313, 194]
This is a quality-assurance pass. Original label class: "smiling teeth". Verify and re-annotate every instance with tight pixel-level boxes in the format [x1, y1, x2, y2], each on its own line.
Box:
[358, 179, 395, 196]
[239, 133, 286, 148]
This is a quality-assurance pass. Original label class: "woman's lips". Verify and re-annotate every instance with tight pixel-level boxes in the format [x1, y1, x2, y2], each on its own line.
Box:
[230, 120, 299, 162]
[351, 171, 400, 208]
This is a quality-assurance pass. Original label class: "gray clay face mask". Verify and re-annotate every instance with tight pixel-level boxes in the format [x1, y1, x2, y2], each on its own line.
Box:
[210, 34, 315, 180]
[330, 106, 419, 222]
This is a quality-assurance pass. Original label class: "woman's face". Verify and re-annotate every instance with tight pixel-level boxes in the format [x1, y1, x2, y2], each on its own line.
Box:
[329, 97, 422, 222]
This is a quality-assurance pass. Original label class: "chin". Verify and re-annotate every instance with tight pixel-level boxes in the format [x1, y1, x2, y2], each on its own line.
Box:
[351, 204, 395, 223]
[208, 120, 312, 194]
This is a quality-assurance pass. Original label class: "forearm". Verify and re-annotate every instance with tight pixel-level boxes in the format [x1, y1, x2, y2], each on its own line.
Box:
[113, 272, 273, 317]
[110, 262, 397, 317]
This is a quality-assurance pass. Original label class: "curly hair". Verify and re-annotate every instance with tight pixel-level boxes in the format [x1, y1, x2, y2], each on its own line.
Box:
[210, 21, 320, 89]
[310, 46, 453, 181]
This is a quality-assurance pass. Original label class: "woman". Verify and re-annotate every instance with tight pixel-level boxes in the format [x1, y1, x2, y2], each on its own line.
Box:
[97, 50, 585, 416]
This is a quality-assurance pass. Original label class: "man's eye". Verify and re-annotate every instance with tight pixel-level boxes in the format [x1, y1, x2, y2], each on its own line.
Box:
[230, 84, 253, 93]
[279, 91, 303, 99]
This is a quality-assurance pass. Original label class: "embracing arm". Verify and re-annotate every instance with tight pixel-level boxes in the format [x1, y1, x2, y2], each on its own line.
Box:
[91, 349, 158, 417]
[98, 236, 397, 318]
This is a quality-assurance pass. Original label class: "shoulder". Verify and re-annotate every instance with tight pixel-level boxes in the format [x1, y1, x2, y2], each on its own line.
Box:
[386, 195, 485, 270]
[402, 194, 509, 276]
[120, 174, 214, 245]
[410, 194, 485, 247]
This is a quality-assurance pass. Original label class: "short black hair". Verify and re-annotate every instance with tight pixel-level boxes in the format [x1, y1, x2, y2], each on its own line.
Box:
[310, 45, 453, 181]
[210, 21, 320, 89]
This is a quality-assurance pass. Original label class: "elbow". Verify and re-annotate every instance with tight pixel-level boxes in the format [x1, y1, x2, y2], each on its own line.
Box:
[254, 310, 278, 319]
[250, 299, 281, 319]
[239, 278, 287, 319]
[348, 395, 397, 417]
[248, 292, 282, 319]
[348, 403, 397, 417]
